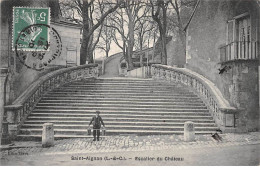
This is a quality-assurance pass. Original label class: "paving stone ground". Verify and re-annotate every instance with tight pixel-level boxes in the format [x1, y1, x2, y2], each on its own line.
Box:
[0, 132, 259, 157]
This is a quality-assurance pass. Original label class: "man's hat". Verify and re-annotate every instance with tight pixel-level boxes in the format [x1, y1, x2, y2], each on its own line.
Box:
[96, 111, 100, 114]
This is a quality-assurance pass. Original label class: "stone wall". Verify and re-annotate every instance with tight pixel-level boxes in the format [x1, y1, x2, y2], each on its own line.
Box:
[0, 0, 53, 103]
[186, 0, 228, 81]
[0, 0, 10, 69]
[220, 61, 259, 131]
[167, 35, 186, 67]
[51, 21, 81, 66]
[186, 0, 260, 132]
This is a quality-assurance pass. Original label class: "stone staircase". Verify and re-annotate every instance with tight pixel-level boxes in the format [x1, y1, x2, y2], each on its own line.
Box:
[17, 78, 218, 140]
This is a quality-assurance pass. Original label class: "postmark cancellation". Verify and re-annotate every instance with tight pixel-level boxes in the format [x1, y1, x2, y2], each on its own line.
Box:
[12, 7, 62, 71]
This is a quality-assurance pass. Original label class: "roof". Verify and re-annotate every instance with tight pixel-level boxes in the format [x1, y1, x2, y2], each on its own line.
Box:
[51, 17, 82, 28]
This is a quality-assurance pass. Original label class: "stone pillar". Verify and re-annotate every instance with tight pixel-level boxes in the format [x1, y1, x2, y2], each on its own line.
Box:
[0, 68, 9, 145]
[102, 59, 105, 75]
[5, 105, 23, 139]
[42, 123, 54, 147]
[184, 121, 195, 142]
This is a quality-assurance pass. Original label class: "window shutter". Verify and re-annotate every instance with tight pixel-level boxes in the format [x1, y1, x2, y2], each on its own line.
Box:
[227, 20, 235, 44]
[226, 20, 236, 60]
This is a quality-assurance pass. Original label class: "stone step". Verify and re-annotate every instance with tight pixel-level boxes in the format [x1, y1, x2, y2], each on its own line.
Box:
[19, 128, 217, 135]
[69, 80, 160, 84]
[67, 82, 176, 87]
[24, 119, 215, 125]
[31, 110, 209, 116]
[27, 116, 213, 121]
[20, 125, 217, 131]
[54, 86, 191, 91]
[40, 99, 205, 105]
[36, 102, 207, 109]
[29, 112, 212, 118]
[21, 123, 216, 129]
[43, 95, 200, 100]
[34, 106, 208, 112]
[49, 90, 196, 96]
[66, 83, 174, 87]
[62, 82, 179, 86]
[76, 79, 175, 86]
[54, 88, 192, 94]
[23, 121, 216, 126]
[81, 79, 171, 84]
[33, 109, 209, 114]
[64, 84, 179, 88]
[87, 78, 153, 81]
[68, 83, 178, 88]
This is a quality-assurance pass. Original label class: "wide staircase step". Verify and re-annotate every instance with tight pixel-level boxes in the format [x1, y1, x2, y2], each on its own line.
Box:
[17, 78, 218, 140]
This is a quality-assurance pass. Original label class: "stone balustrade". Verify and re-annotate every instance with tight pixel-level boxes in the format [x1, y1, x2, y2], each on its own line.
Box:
[151, 64, 240, 133]
[4, 64, 98, 139]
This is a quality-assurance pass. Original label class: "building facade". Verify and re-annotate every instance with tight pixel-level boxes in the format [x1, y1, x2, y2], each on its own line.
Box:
[51, 19, 82, 67]
[185, 0, 260, 132]
[0, 1, 82, 144]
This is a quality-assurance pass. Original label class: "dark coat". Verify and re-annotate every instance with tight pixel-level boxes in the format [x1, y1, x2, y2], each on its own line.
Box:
[89, 116, 105, 129]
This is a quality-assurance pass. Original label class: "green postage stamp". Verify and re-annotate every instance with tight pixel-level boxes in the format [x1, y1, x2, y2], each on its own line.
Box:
[13, 7, 50, 51]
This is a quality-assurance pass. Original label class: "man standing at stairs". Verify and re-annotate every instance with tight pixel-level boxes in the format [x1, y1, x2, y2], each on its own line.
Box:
[88, 111, 105, 141]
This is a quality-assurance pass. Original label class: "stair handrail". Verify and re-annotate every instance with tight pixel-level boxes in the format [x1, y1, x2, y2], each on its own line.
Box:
[151, 64, 240, 132]
[4, 64, 98, 139]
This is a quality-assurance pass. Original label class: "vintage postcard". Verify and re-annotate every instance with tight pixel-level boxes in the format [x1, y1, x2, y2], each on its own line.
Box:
[0, 0, 259, 166]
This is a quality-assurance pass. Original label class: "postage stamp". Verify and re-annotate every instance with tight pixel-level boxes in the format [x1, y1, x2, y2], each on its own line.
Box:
[15, 24, 62, 71]
[12, 7, 62, 71]
[12, 7, 50, 51]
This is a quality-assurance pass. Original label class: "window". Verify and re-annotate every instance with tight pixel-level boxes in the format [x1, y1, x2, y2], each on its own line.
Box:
[220, 12, 259, 62]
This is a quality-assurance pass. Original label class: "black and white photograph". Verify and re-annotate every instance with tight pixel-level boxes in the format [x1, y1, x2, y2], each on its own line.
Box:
[0, 0, 259, 166]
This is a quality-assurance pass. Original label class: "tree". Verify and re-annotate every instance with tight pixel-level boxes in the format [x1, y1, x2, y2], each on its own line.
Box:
[96, 17, 115, 58]
[59, 0, 83, 24]
[150, 0, 169, 65]
[60, 0, 124, 65]
[80, 0, 124, 64]
[134, 4, 154, 51]
[134, 8, 156, 66]
[149, 0, 197, 65]
[105, 8, 128, 65]
[168, 0, 197, 58]
[106, 0, 150, 70]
